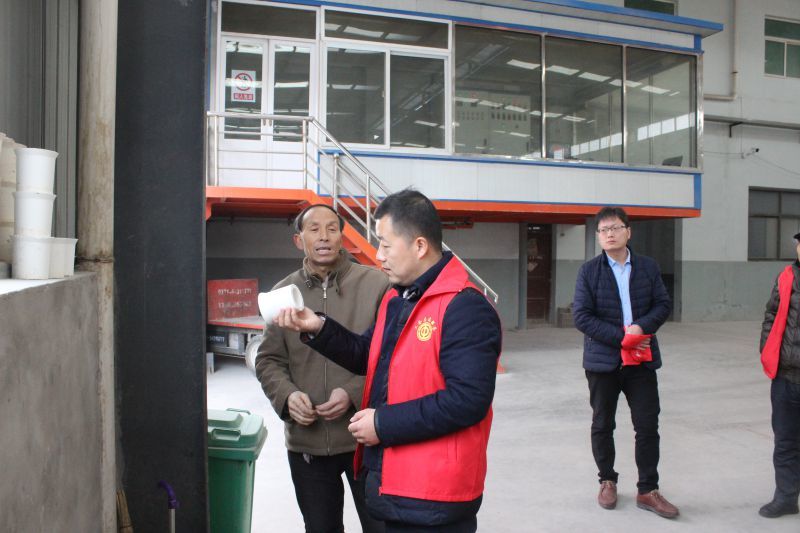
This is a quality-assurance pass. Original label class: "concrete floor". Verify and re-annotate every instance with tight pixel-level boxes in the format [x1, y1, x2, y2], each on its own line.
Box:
[207, 321, 800, 532]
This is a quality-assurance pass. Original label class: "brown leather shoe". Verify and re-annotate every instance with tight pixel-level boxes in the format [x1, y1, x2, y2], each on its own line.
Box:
[636, 490, 679, 518]
[598, 480, 617, 509]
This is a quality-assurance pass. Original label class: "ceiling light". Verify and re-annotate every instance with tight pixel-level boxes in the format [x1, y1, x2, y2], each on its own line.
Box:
[579, 72, 610, 82]
[548, 65, 579, 76]
[507, 59, 540, 70]
[642, 85, 670, 95]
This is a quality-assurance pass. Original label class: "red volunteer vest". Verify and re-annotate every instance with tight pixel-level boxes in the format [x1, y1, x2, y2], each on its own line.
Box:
[761, 265, 794, 379]
[354, 258, 495, 502]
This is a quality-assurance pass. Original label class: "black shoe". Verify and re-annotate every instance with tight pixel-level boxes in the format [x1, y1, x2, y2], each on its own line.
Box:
[759, 499, 799, 518]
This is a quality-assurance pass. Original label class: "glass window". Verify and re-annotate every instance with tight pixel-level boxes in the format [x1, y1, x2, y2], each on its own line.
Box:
[390, 55, 445, 148]
[766, 18, 800, 41]
[764, 18, 800, 77]
[787, 44, 800, 78]
[326, 47, 385, 144]
[626, 48, 696, 167]
[748, 217, 779, 259]
[765, 40, 786, 76]
[224, 41, 263, 141]
[545, 37, 622, 162]
[221, 3, 315, 39]
[325, 11, 447, 49]
[273, 45, 311, 142]
[780, 218, 800, 258]
[783, 192, 800, 215]
[750, 190, 779, 215]
[748, 189, 800, 260]
[624, 0, 676, 15]
[454, 26, 542, 157]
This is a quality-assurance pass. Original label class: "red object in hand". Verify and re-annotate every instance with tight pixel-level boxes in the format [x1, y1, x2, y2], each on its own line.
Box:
[621, 333, 652, 366]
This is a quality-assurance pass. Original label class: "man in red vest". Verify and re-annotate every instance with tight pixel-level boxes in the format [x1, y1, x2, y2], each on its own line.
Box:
[275, 189, 502, 532]
[759, 231, 800, 519]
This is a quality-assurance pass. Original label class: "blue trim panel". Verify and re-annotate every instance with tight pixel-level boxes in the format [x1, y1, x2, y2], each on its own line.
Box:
[316, 191, 697, 212]
[268, 0, 703, 53]
[468, 0, 723, 32]
[694, 173, 702, 209]
[326, 149, 700, 176]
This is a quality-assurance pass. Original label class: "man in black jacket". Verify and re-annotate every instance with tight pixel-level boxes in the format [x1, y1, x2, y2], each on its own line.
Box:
[274, 189, 501, 533]
[758, 231, 800, 519]
[573, 206, 677, 518]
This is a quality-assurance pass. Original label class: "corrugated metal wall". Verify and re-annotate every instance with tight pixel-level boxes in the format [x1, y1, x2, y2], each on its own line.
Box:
[0, 0, 77, 237]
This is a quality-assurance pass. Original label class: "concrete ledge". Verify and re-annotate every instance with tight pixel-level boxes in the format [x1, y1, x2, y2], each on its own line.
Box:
[0, 271, 102, 531]
[0, 271, 94, 297]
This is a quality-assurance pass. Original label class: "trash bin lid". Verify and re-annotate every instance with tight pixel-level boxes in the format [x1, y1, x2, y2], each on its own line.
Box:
[208, 408, 267, 460]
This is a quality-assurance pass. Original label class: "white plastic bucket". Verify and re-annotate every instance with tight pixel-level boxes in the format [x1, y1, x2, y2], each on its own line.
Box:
[0, 182, 13, 223]
[15, 147, 57, 193]
[49, 237, 78, 278]
[0, 139, 16, 181]
[0, 223, 11, 262]
[13, 191, 55, 237]
[12, 234, 53, 280]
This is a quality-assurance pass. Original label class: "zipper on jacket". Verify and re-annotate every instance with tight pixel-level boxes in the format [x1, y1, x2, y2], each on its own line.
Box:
[322, 277, 330, 454]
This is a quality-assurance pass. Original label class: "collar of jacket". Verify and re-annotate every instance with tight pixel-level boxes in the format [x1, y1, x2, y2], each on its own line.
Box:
[301, 253, 351, 294]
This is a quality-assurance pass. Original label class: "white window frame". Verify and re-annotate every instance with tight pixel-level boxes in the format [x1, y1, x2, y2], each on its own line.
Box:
[320, 5, 451, 154]
[764, 17, 800, 79]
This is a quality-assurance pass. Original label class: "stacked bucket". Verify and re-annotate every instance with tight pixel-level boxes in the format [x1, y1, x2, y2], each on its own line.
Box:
[0, 135, 78, 280]
[0, 133, 19, 278]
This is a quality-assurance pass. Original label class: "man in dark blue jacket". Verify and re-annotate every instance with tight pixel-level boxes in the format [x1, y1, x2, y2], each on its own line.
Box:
[573, 206, 678, 519]
[274, 189, 501, 533]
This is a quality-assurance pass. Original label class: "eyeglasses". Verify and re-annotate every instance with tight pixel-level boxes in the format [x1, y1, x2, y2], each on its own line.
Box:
[596, 224, 628, 235]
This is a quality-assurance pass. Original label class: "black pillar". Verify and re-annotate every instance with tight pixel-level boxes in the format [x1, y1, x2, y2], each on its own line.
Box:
[115, 1, 208, 531]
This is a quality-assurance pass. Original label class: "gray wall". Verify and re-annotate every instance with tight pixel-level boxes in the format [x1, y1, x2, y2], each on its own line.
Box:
[207, 219, 521, 326]
[679, 261, 781, 322]
[0, 275, 101, 532]
[0, 0, 78, 237]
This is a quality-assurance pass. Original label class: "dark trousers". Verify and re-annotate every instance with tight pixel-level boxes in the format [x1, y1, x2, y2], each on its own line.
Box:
[287, 450, 384, 533]
[771, 376, 800, 503]
[586, 366, 661, 493]
[384, 516, 477, 533]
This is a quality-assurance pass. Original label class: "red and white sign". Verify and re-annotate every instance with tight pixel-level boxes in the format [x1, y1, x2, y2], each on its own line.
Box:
[231, 70, 257, 103]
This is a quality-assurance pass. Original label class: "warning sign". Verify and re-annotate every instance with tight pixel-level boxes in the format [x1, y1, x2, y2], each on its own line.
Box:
[231, 70, 257, 103]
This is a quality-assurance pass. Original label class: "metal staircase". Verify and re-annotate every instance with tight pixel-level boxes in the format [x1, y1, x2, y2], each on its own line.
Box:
[206, 111, 499, 304]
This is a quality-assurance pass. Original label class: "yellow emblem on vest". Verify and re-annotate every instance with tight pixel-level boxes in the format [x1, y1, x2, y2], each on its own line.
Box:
[416, 317, 437, 342]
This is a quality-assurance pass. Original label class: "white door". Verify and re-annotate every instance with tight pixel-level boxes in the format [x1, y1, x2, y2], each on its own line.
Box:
[217, 37, 315, 188]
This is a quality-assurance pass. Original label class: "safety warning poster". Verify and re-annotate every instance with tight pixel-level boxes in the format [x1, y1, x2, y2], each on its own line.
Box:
[231, 70, 257, 103]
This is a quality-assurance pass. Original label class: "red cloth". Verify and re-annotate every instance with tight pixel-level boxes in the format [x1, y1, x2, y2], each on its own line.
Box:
[356, 258, 493, 502]
[761, 265, 794, 379]
[621, 333, 653, 366]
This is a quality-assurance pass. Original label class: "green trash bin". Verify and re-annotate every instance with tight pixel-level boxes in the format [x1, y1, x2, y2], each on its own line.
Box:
[208, 408, 268, 533]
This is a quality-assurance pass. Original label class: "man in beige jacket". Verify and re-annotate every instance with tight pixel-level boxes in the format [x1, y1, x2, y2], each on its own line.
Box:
[256, 204, 390, 533]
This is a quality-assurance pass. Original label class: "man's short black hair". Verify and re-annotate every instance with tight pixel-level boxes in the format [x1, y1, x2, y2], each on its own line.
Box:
[293, 204, 344, 233]
[595, 206, 630, 227]
[374, 189, 442, 253]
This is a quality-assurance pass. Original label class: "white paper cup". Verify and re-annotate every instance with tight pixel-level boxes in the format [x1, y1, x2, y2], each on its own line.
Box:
[13, 190, 55, 237]
[12, 234, 53, 279]
[15, 147, 57, 193]
[49, 237, 77, 277]
[258, 284, 304, 323]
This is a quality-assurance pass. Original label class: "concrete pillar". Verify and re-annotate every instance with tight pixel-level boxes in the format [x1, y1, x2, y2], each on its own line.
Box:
[585, 216, 598, 260]
[77, 0, 118, 530]
[518, 222, 528, 329]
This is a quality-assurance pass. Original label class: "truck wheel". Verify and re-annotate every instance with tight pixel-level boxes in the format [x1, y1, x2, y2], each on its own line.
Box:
[245, 335, 262, 374]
